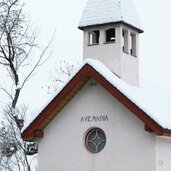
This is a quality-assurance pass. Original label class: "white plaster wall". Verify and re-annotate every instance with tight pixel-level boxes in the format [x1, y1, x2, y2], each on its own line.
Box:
[121, 51, 139, 86]
[156, 136, 171, 171]
[83, 24, 121, 76]
[38, 79, 156, 171]
[120, 26, 139, 86]
[83, 24, 139, 86]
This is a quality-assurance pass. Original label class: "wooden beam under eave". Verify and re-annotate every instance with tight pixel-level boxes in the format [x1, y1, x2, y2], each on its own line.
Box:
[144, 124, 153, 132]
[34, 129, 44, 138]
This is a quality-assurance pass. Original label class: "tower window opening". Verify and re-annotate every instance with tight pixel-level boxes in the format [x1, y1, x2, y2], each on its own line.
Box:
[130, 33, 137, 57]
[106, 28, 115, 42]
[122, 29, 129, 53]
[89, 30, 99, 45]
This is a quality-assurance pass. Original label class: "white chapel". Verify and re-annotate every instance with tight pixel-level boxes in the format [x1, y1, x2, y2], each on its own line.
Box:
[22, 0, 171, 171]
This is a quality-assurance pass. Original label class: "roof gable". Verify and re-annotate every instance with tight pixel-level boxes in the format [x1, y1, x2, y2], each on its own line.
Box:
[21, 60, 171, 141]
[78, 0, 143, 33]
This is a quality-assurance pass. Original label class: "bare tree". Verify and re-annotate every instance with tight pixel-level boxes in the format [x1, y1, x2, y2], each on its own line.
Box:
[0, 0, 54, 170]
[42, 60, 78, 95]
[0, 0, 53, 111]
[0, 105, 38, 171]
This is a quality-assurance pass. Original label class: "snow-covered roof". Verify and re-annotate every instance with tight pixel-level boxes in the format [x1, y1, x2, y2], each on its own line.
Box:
[22, 59, 171, 135]
[78, 0, 143, 33]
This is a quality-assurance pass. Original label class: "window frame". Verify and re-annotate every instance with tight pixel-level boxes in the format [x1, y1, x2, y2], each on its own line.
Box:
[130, 33, 137, 57]
[88, 30, 100, 45]
[85, 127, 106, 153]
[122, 29, 129, 54]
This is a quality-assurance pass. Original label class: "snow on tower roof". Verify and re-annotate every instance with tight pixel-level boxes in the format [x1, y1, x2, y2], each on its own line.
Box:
[78, 0, 143, 33]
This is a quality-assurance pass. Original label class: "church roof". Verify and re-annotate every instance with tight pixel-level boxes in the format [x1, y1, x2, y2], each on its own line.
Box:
[21, 59, 171, 141]
[78, 0, 143, 33]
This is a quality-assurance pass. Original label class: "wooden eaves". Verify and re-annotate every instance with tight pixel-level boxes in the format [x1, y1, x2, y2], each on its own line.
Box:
[21, 64, 171, 141]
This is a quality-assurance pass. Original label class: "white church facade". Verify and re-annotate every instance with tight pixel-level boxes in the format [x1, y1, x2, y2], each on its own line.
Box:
[22, 0, 171, 171]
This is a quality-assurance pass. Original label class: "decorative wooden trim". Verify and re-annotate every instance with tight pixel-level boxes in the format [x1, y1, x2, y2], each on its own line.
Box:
[87, 66, 163, 135]
[21, 65, 91, 140]
[21, 64, 171, 141]
[162, 129, 171, 137]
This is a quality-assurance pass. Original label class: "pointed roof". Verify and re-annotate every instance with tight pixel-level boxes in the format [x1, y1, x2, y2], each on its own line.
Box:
[21, 59, 171, 141]
[78, 0, 143, 33]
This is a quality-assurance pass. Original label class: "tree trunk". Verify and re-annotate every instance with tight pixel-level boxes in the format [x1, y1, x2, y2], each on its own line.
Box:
[12, 88, 20, 109]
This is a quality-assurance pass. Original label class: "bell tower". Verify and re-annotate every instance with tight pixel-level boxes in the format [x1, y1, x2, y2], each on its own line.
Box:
[78, 0, 143, 86]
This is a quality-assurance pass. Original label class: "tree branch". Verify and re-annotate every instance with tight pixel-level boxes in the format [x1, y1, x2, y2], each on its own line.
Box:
[20, 33, 55, 89]
[0, 87, 13, 100]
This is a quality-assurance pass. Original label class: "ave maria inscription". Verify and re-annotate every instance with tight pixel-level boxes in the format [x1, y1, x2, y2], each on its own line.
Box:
[80, 115, 109, 123]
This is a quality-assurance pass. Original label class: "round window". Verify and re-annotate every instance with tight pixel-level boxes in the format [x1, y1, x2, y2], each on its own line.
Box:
[85, 128, 106, 153]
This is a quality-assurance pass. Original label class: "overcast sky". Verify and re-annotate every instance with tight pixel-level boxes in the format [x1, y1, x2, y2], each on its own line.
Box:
[22, 0, 171, 83]
[11, 0, 171, 109]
